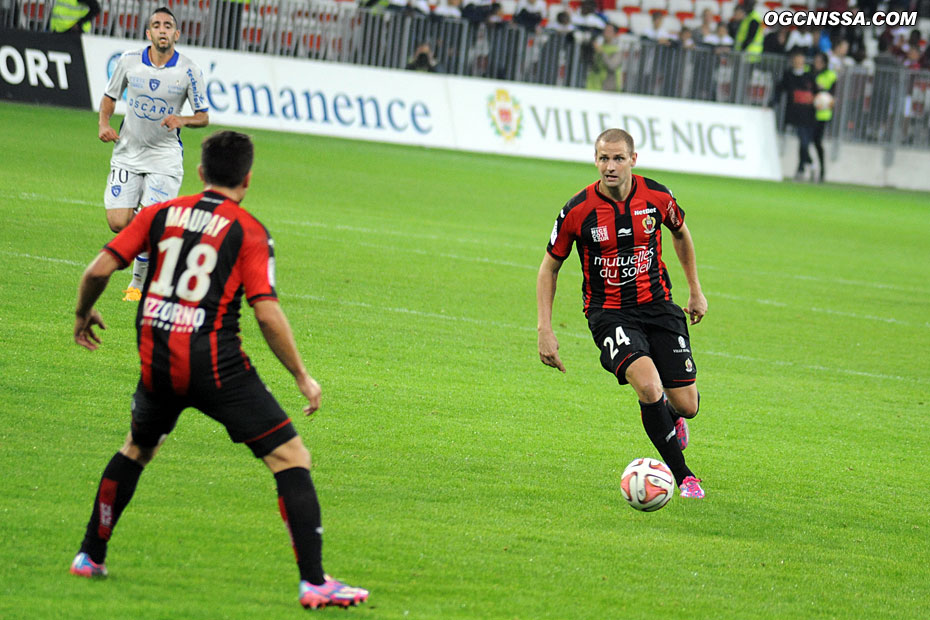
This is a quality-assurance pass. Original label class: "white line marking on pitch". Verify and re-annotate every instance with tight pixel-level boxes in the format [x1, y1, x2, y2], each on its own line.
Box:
[8, 191, 928, 296]
[0, 251, 85, 266]
[282, 292, 927, 384]
[4, 191, 99, 207]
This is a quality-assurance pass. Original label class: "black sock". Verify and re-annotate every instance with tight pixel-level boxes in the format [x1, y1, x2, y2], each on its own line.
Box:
[664, 394, 681, 422]
[640, 398, 693, 486]
[275, 467, 325, 585]
[79, 452, 145, 564]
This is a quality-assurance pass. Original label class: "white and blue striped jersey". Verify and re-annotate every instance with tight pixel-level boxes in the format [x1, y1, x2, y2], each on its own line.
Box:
[105, 46, 207, 177]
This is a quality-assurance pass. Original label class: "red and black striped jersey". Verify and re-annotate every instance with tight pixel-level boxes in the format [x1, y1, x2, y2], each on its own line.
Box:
[104, 190, 278, 394]
[547, 175, 685, 315]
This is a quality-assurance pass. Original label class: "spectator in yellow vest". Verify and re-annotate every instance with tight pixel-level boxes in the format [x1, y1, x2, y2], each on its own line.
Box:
[586, 23, 623, 92]
[734, 1, 764, 62]
[812, 52, 836, 183]
[50, 0, 100, 33]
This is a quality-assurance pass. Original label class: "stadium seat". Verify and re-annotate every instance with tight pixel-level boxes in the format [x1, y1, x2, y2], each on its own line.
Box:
[240, 3, 265, 51]
[667, 0, 694, 14]
[547, 2, 566, 23]
[763, 0, 783, 9]
[693, 0, 718, 18]
[500, 0, 517, 17]
[663, 15, 681, 34]
[19, 1, 46, 30]
[93, 9, 110, 33]
[116, 12, 140, 38]
[629, 11, 653, 34]
[683, 15, 701, 28]
[604, 9, 629, 28]
[675, 11, 695, 22]
[641, 0, 669, 14]
[719, 0, 736, 20]
[621, 4, 642, 17]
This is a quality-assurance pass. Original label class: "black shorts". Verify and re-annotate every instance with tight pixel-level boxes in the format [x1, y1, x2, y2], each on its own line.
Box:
[130, 369, 297, 458]
[587, 301, 697, 387]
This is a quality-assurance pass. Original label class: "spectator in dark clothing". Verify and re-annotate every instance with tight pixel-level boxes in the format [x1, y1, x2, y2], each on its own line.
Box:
[462, 0, 496, 24]
[727, 4, 744, 41]
[513, 0, 545, 31]
[407, 41, 439, 72]
[772, 49, 817, 181]
[763, 25, 788, 55]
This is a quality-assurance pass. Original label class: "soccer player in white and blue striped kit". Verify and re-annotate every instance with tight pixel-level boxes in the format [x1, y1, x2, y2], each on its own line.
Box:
[98, 6, 209, 300]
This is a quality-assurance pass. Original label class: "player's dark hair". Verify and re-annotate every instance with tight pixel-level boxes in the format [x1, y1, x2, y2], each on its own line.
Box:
[148, 6, 177, 27]
[595, 128, 634, 154]
[201, 131, 254, 188]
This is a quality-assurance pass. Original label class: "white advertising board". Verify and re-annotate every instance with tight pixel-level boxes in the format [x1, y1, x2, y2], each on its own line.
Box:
[81, 36, 454, 147]
[453, 77, 781, 180]
[82, 35, 780, 180]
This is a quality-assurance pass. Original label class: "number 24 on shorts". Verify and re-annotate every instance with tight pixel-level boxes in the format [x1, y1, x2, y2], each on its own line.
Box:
[603, 326, 631, 359]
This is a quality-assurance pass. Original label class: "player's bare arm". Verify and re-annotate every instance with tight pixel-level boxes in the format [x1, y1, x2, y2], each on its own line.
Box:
[74, 252, 121, 349]
[161, 110, 210, 131]
[253, 300, 322, 415]
[670, 222, 707, 325]
[536, 253, 566, 373]
[98, 96, 119, 143]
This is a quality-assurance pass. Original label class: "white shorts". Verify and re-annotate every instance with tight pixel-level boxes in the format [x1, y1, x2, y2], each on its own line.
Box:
[104, 168, 182, 210]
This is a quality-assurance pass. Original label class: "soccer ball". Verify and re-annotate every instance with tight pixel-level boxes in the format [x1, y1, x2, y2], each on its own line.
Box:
[620, 458, 675, 512]
[814, 91, 834, 111]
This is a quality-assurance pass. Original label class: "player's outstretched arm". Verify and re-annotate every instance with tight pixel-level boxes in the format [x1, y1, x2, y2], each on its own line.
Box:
[253, 300, 321, 415]
[537, 253, 566, 373]
[670, 223, 707, 325]
[74, 252, 120, 350]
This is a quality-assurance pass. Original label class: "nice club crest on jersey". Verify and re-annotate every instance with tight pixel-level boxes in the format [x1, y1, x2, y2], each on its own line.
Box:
[642, 215, 657, 234]
[487, 89, 523, 141]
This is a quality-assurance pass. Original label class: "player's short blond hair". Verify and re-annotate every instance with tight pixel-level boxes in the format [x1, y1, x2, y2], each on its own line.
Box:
[595, 129, 634, 154]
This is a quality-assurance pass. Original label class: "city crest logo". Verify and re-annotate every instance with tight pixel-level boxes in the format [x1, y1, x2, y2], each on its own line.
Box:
[487, 89, 522, 141]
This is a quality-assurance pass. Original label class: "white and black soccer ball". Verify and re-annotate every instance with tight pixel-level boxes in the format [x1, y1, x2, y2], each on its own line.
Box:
[620, 458, 675, 512]
[814, 91, 834, 111]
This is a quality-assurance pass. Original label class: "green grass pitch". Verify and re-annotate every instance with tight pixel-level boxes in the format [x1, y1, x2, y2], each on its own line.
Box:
[0, 100, 928, 619]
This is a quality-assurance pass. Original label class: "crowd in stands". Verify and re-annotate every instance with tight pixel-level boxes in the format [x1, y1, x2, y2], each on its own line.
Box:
[375, 0, 930, 81]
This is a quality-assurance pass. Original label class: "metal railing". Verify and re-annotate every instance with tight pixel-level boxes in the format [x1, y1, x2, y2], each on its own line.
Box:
[5, 0, 930, 151]
[611, 37, 930, 151]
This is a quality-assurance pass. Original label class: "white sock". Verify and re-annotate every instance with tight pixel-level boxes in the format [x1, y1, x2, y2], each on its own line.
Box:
[130, 253, 149, 289]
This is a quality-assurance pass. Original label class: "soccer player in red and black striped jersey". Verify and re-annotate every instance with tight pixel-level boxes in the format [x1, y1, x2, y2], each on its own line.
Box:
[70, 131, 368, 609]
[536, 128, 708, 499]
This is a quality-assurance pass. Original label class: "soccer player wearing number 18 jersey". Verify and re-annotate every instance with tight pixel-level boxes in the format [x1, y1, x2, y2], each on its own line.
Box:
[536, 128, 707, 499]
[70, 131, 368, 610]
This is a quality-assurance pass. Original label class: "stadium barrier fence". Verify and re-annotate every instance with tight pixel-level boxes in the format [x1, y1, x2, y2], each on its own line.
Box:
[3, 0, 929, 156]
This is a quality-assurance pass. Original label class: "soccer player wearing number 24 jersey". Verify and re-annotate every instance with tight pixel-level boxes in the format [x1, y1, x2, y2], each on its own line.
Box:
[536, 128, 707, 499]
[70, 131, 368, 610]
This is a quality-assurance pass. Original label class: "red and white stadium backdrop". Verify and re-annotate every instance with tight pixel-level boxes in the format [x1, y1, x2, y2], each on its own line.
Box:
[81, 35, 780, 181]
